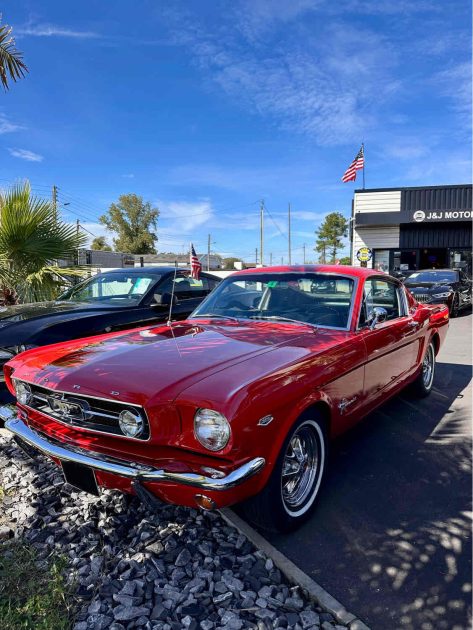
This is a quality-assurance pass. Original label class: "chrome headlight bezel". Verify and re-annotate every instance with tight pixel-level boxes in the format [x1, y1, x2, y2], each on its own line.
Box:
[118, 408, 145, 438]
[13, 379, 33, 406]
[432, 291, 453, 299]
[194, 408, 231, 452]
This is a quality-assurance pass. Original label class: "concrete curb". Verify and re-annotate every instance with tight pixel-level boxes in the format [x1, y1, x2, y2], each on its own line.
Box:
[219, 508, 371, 630]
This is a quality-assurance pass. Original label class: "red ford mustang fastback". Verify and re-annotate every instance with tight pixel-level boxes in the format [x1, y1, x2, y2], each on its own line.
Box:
[1, 266, 449, 532]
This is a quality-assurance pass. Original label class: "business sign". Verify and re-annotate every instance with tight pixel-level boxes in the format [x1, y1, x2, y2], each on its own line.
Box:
[412, 210, 472, 223]
[356, 247, 372, 262]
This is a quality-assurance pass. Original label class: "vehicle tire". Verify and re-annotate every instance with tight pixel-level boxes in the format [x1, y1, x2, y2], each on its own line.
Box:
[449, 292, 460, 318]
[411, 341, 436, 398]
[241, 412, 328, 533]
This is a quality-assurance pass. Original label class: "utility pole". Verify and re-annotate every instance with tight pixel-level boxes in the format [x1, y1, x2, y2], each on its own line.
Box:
[52, 185, 58, 222]
[281, 256, 284, 265]
[260, 199, 264, 267]
[288, 203, 292, 265]
[207, 234, 211, 271]
[255, 247, 258, 266]
[303, 243, 306, 264]
[270, 252, 273, 266]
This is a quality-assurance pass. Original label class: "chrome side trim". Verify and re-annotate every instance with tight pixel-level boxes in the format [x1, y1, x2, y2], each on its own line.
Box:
[3, 414, 265, 491]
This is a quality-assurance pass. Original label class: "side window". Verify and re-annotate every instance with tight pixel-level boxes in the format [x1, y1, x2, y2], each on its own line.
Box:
[362, 278, 403, 324]
[206, 276, 220, 292]
[159, 275, 211, 300]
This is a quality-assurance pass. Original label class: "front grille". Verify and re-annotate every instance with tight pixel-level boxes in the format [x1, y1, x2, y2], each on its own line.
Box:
[414, 294, 431, 303]
[21, 382, 150, 440]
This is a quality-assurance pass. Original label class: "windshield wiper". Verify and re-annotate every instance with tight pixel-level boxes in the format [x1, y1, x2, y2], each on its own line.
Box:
[191, 314, 242, 322]
[249, 315, 317, 328]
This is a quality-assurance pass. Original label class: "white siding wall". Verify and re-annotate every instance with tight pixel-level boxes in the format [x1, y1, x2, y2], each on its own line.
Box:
[354, 190, 401, 213]
[352, 226, 400, 267]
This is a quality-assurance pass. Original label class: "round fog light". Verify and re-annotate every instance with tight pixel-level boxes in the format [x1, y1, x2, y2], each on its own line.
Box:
[13, 380, 32, 406]
[118, 408, 144, 438]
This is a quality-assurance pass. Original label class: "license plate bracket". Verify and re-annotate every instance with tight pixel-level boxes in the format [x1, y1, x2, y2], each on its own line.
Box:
[61, 460, 99, 496]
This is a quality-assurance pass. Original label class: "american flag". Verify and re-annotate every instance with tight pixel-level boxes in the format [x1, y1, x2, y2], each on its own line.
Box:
[341, 145, 364, 183]
[190, 243, 202, 279]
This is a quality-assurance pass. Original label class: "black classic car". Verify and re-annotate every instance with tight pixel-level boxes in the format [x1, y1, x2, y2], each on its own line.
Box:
[404, 268, 472, 316]
[0, 267, 220, 379]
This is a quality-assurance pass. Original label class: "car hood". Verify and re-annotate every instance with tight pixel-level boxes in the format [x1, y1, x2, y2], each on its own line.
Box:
[6, 319, 316, 406]
[0, 301, 124, 346]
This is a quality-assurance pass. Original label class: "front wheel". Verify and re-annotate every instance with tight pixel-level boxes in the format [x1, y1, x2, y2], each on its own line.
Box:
[411, 341, 436, 398]
[242, 414, 327, 533]
[449, 292, 460, 317]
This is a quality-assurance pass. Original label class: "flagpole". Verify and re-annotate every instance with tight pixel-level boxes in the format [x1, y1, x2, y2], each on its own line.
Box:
[362, 142, 365, 190]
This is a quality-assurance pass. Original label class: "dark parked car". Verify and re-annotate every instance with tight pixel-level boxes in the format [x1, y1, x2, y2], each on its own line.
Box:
[404, 268, 472, 317]
[0, 267, 220, 378]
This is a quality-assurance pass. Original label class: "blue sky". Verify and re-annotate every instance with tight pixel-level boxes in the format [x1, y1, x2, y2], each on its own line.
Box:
[2, 0, 471, 262]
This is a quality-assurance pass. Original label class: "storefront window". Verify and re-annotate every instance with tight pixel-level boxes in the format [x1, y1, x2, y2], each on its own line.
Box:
[373, 250, 390, 273]
[449, 250, 472, 276]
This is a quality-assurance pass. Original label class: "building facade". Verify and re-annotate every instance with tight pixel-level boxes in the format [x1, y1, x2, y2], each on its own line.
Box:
[351, 184, 472, 275]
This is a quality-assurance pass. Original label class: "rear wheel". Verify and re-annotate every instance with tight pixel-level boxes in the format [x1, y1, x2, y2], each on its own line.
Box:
[242, 413, 327, 533]
[411, 341, 435, 398]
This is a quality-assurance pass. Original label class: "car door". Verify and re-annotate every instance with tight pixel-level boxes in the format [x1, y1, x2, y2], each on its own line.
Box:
[359, 276, 421, 401]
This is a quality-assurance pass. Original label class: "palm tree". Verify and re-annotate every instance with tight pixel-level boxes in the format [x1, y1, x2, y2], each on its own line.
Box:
[0, 17, 28, 90]
[0, 182, 87, 304]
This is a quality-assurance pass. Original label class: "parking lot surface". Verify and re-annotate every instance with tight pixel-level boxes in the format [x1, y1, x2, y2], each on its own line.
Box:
[265, 312, 472, 629]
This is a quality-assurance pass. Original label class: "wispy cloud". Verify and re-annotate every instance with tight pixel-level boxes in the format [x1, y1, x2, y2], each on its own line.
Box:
[156, 199, 215, 251]
[16, 23, 100, 39]
[235, 0, 322, 39]
[431, 62, 472, 129]
[8, 148, 43, 162]
[0, 113, 24, 135]
[121, 173, 135, 179]
[165, 9, 400, 146]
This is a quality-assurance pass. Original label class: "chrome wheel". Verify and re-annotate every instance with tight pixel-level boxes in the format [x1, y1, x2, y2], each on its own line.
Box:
[422, 344, 435, 390]
[281, 420, 324, 516]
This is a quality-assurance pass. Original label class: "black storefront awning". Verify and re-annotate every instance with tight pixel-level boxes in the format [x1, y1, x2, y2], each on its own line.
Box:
[400, 221, 472, 249]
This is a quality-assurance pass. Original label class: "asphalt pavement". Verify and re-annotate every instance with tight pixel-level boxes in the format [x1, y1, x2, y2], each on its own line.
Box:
[265, 312, 472, 630]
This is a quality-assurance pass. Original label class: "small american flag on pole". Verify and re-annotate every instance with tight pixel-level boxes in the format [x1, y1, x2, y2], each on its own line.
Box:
[190, 243, 202, 280]
[341, 145, 365, 183]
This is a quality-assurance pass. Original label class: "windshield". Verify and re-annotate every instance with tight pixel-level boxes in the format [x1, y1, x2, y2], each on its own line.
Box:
[192, 272, 355, 329]
[58, 273, 160, 305]
[405, 270, 458, 285]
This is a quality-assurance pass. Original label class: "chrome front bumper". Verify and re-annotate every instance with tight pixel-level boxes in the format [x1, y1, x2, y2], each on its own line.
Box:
[2, 408, 265, 491]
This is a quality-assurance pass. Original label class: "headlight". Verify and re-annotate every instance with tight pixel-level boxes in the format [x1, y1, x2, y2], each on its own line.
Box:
[13, 380, 33, 406]
[194, 409, 231, 451]
[118, 408, 144, 438]
[0, 345, 37, 361]
[432, 292, 452, 299]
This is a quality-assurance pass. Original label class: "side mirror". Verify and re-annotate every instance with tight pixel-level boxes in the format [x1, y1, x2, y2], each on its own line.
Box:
[366, 306, 388, 330]
[152, 293, 177, 307]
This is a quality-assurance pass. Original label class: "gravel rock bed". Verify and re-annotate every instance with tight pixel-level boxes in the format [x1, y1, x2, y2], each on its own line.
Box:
[0, 433, 349, 630]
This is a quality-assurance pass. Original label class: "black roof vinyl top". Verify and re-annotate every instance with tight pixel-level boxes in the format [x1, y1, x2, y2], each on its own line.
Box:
[101, 266, 188, 274]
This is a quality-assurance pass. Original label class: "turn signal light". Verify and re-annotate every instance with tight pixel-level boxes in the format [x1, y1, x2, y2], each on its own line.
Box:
[194, 494, 216, 510]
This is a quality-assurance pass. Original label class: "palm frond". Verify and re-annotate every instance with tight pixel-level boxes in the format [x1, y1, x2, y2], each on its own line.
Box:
[0, 23, 28, 90]
[0, 181, 88, 302]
